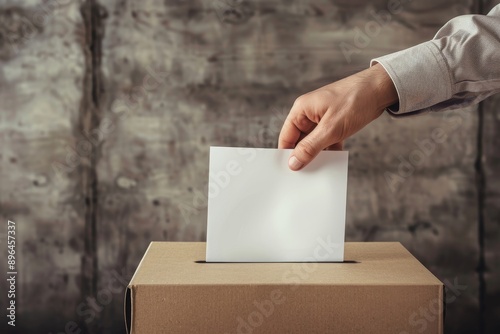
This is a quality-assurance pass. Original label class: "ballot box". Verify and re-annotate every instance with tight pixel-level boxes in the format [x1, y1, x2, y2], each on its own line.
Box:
[125, 242, 443, 334]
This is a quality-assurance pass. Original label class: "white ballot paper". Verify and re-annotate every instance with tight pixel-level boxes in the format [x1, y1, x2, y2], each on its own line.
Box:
[206, 147, 348, 262]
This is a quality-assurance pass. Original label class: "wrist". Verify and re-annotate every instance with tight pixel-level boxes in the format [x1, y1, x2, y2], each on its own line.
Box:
[370, 63, 399, 110]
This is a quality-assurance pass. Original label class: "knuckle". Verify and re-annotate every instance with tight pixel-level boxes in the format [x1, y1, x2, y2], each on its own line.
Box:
[296, 115, 312, 129]
[293, 95, 307, 108]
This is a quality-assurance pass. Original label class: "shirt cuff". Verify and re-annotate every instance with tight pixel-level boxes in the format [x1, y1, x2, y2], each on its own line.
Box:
[371, 41, 453, 117]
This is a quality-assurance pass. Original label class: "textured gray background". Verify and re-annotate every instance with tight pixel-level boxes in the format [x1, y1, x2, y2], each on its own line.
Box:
[0, 0, 499, 333]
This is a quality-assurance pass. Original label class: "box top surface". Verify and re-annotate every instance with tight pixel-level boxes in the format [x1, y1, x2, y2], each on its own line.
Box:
[129, 242, 442, 286]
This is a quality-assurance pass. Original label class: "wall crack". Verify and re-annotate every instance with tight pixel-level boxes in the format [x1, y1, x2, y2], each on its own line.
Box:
[78, 0, 105, 332]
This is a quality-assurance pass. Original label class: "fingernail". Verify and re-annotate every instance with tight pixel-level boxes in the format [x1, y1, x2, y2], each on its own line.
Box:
[288, 156, 304, 171]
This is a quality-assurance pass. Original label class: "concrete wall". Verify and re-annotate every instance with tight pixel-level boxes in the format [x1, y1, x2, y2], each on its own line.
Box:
[0, 0, 499, 333]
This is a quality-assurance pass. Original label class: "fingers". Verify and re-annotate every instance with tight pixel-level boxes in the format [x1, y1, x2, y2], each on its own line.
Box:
[288, 124, 331, 171]
[278, 99, 316, 149]
[278, 118, 301, 149]
[279, 95, 344, 171]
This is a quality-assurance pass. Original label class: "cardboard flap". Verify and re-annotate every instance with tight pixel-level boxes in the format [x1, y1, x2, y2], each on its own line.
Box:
[124, 286, 132, 334]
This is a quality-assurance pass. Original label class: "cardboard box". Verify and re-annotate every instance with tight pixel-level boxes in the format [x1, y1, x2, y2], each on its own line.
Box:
[125, 242, 444, 334]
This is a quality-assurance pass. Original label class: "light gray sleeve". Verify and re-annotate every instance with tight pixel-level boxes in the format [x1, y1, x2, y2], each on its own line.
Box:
[371, 4, 500, 117]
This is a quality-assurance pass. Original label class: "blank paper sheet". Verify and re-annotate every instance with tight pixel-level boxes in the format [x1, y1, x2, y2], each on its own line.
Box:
[205, 147, 348, 262]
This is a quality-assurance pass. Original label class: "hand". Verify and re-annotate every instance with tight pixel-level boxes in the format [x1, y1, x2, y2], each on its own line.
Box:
[278, 63, 398, 171]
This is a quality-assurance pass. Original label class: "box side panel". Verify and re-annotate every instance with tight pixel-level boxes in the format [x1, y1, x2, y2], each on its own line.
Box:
[132, 284, 443, 334]
[441, 284, 445, 334]
[124, 287, 132, 334]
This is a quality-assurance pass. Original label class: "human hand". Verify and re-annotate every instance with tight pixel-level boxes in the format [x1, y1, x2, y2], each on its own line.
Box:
[278, 63, 398, 171]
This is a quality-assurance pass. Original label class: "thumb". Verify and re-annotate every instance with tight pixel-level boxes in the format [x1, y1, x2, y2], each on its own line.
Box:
[288, 125, 330, 171]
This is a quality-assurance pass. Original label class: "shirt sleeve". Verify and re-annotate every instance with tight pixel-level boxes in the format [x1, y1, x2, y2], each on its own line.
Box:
[371, 4, 500, 117]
